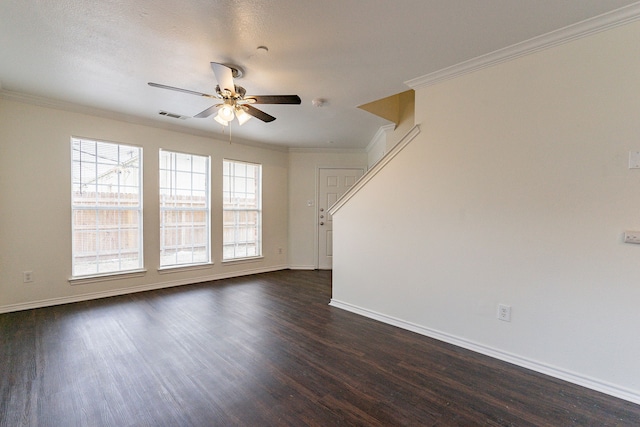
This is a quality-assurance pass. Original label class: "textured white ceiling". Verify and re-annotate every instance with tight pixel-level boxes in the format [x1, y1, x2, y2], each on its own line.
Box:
[1, 0, 638, 148]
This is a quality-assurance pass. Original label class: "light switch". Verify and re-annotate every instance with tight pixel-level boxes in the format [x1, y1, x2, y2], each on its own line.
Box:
[629, 151, 640, 169]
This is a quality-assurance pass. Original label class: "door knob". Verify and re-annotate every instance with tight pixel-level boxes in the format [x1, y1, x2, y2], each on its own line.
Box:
[320, 215, 324, 219]
[320, 208, 324, 212]
[320, 222, 324, 226]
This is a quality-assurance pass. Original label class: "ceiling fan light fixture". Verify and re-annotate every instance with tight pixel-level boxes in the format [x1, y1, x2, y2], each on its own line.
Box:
[235, 107, 252, 126]
[214, 114, 229, 126]
[219, 104, 235, 122]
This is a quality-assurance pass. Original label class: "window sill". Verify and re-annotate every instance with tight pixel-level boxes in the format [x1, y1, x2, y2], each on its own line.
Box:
[221, 256, 264, 265]
[69, 269, 147, 285]
[158, 262, 214, 274]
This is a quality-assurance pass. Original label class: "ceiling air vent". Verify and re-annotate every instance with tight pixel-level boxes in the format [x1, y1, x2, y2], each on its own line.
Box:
[159, 111, 188, 120]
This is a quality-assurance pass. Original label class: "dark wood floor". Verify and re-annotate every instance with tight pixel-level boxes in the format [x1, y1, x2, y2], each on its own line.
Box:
[2, 270, 639, 426]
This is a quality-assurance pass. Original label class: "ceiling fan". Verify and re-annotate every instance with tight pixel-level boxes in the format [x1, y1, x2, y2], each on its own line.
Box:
[148, 62, 301, 126]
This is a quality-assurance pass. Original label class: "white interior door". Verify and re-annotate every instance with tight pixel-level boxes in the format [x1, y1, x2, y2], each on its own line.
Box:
[318, 168, 364, 269]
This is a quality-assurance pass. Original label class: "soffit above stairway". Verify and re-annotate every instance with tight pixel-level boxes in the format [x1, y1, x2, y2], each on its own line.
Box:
[358, 90, 415, 128]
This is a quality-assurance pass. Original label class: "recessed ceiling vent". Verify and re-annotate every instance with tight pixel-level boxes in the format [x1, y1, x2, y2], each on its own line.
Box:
[159, 111, 188, 120]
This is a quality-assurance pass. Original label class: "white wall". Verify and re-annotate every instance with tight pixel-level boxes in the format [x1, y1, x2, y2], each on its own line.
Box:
[0, 97, 289, 312]
[332, 20, 640, 402]
[366, 126, 389, 168]
[288, 149, 367, 269]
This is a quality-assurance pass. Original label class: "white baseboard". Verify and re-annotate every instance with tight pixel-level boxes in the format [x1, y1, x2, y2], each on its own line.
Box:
[329, 299, 640, 406]
[0, 265, 289, 314]
[288, 265, 317, 270]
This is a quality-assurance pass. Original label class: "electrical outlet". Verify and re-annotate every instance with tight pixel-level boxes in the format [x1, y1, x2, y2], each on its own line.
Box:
[497, 304, 511, 322]
[624, 231, 640, 244]
[23, 271, 34, 283]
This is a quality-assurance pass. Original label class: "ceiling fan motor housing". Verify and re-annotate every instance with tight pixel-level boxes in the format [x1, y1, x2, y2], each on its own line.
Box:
[215, 84, 246, 100]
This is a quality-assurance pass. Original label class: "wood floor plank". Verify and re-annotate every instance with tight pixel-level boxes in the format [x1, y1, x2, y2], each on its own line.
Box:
[1, 269, 639, 426]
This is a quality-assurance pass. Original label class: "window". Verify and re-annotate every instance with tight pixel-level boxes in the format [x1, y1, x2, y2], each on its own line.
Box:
[223, 160, 262, 260]
[71, 138, 142, 277]
[159, 150, 210, 267]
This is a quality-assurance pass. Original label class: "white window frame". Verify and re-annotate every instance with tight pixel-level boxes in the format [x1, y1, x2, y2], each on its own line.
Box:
[71, 137, 143, 278]
[159, 150, 211, 268]
[222, 159, 262, 261]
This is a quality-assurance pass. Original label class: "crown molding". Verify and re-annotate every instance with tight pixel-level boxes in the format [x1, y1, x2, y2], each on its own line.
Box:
[287, 147, 366, 154]
[406, 2, 640, 89]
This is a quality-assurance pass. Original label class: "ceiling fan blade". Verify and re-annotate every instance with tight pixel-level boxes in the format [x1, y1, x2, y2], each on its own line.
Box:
[244, 105, 276, 122]
[193, 104, 220, 118]
[210, 62, 236, 96]
[148, 82, 216, 98]
[246, 95, 301, 104]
